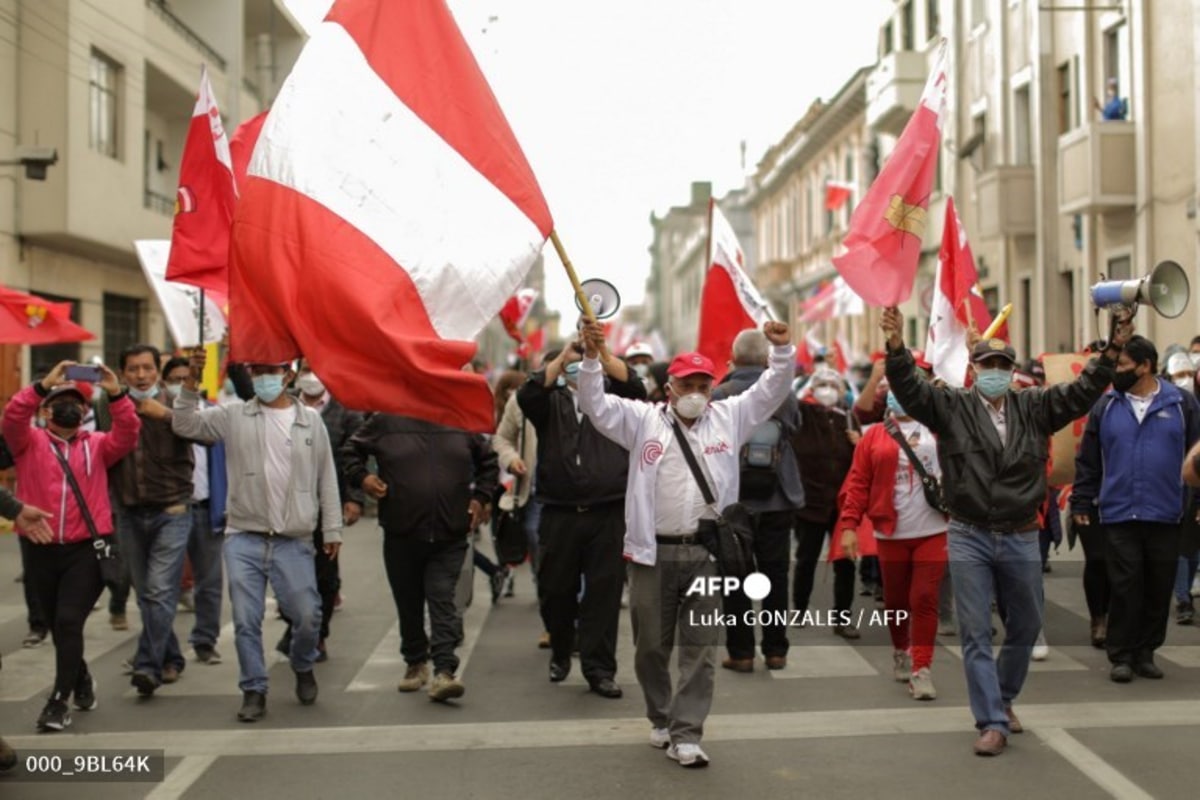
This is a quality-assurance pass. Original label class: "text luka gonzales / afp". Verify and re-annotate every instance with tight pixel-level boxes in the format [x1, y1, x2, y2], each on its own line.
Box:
[684, 574, 909, 628]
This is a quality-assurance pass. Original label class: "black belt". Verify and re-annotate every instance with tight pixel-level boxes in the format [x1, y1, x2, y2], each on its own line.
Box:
[241, 530, 284, 539]
[547, 501, 622, 514]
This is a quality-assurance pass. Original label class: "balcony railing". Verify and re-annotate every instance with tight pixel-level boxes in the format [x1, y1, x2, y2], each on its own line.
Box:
[144, 188, 175, 216]
[145, 0, 227, 71]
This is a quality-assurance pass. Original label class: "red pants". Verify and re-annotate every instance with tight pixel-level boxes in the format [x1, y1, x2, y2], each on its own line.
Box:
[877, 533, 947, 671]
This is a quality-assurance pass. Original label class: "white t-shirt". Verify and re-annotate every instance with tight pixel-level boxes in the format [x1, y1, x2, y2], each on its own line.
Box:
[262, 405, 296, 532]
[192, 443, 209, 502]
[654, 414, 718, 536]
[1125, 385, 1159, 424]
[890, 419, 947, 540]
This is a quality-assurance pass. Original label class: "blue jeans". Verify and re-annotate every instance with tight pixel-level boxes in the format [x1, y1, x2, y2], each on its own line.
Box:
[187, 502, 224, 648]
[118, 505, 191, 682]
[1175, 552, 1199, 603]
[524, 499, 543, 574]
[224, 532, 322, 693]
[947, 521, 1043, 736]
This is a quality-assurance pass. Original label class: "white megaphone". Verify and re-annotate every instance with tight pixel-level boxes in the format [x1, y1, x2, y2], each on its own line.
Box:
[575, 278, 622, 320]
[1090, 260, 1190, 319]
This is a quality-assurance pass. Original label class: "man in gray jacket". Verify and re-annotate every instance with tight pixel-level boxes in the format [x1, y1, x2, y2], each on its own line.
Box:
[172, 351, 343, 723]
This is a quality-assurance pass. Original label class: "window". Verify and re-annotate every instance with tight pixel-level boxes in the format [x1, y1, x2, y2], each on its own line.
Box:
[31, 294, 83, 380]
[1057, 61, 1075, 134]
[843, 152, 855, 226]
[1103, 22, 1131, 118]
[89, 50, 121, 159]
[971, 111, 988, 170]
[983, 287, 1001, 319]
[881, 21, 895, 56]
[103, 293, 143, 368]
[823, 173, 833, 236]
[926, 0, 940, 40]
[1013, 84, 1032, 164]
[1020, 277, 1032, 356]
[1107, 254, 1132, 281]
[901, 1, 915, 50]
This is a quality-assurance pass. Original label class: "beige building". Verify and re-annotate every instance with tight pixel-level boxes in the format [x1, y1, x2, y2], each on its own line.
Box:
[0, 0, 305, 389]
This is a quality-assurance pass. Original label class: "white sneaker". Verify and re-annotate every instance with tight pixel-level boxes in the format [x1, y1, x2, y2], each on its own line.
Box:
[892, 650, 912, 682]
[666, 743, 709, 768]
[909, 667, 937, 700]
[649, 727, 670, 749]
[1191, 575, 1200, 598]
[1032, 631, 1049, 661]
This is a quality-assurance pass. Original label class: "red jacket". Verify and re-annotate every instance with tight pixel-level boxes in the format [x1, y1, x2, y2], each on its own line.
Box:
[836, 423, 904, 537]
[2, 385, 140, 543]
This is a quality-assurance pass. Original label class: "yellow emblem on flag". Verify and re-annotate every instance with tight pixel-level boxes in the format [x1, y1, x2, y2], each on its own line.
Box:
[884, 195, 926, 237]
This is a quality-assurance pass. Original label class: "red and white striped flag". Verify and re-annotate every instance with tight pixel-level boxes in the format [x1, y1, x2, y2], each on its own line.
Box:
[165, 65, 237, 295]
[696, 199, 773, 381]
[499, 288, 538, 343]
[229, 0, 552, 432]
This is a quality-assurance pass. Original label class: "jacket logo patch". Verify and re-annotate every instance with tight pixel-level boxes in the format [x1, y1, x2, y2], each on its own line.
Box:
[704, 441, 731, 456]
[641, 441, 664, 469]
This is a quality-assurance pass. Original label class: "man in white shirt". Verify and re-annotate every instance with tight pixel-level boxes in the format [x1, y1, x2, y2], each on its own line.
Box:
[577, 320, 794, 769]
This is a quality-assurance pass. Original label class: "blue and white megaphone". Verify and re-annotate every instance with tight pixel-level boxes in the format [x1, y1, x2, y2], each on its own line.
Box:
[1090, 260, 1190, 319]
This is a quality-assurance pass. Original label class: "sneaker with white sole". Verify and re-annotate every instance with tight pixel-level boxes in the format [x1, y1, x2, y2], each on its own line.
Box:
[666, 743, 709, 768]
[649, 728, 670, 749]
[893, 650, 911, 682]
[909, 667, 936, 700]
[1032, 631, 1049, 661]
[36, 697, 72, 733]
[73, 673, 97, 711]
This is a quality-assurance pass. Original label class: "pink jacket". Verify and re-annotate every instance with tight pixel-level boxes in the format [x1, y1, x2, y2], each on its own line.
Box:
[2, 385, 141, 543]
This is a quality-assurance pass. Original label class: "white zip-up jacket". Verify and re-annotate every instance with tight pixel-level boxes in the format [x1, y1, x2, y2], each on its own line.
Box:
[578, 344, 795, 566]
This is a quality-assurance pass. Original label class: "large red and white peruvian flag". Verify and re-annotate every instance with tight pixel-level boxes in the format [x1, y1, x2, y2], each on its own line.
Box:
[166, 65, 237, 295]
[833, 39, 948, 306]
[230, 0, 552, 432]
[925, 197, 1003, 386]
[697, 199, 772, 381]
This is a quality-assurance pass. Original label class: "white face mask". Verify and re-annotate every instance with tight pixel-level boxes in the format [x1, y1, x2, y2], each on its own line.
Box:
[633, 363, 649, 379]
[295, 373, 325, 397]
[674, 392, 709, 420]
[812, 386, 840, 407]
[1174, 377, 1194, 391]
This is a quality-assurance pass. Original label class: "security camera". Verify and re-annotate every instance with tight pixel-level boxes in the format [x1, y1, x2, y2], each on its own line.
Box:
[14, 145, 58, 181]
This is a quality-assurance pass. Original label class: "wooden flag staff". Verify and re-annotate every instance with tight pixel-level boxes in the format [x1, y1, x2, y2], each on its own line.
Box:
[550, 230, 597, 323]
[982, 303, 1013, 340]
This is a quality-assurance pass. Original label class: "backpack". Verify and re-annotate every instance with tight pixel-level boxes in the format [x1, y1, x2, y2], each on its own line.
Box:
[739, 418, 784, 499]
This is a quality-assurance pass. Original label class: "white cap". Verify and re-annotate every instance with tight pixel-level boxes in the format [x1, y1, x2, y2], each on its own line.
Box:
[625, 342, 654, 359]
[1167, 352, 1194, 376]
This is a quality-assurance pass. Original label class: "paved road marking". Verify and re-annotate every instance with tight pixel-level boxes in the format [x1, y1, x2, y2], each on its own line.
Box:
[8, 699, 1200, 757]
[148, 755, 218, 800]
[1156, 644, 1200, 669]
[1035, 727, 1155, 800]
[940, 643, 1089, 672]
[767, 645, 877, 679]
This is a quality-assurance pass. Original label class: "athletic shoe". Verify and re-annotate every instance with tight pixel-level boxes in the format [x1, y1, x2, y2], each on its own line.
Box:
[649, 728, 670, 749]
[666, 743, 710, 768]
[909, 667, 936, 700]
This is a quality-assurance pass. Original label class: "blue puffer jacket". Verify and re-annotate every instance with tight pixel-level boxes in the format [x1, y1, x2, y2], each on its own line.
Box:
[1072, 379, 1200, 525]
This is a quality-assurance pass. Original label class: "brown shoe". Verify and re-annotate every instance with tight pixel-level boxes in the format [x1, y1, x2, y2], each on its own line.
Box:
[1090, 616, 1107, 649]
[110, 614, 129, 631]
[973, 729, 1007, 756]
[1005, 707, 1023, 734]
[721, 657, 754, 673]
[162, 665, 181, 684]
[764, 656, 787, 670]
[537, 632, 551, 650]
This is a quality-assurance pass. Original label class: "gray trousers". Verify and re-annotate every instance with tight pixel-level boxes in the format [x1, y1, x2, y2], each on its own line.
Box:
[628, 543, 719, 745]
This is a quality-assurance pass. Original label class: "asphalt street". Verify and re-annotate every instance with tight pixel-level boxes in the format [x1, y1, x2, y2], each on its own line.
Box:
[1, 519, 1198, 799]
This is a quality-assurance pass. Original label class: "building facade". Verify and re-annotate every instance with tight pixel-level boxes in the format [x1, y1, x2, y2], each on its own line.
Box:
[0, 0, 305, 395]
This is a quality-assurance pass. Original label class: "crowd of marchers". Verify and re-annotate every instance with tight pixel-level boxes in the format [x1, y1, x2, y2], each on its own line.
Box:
[2, 305, 1200, 772]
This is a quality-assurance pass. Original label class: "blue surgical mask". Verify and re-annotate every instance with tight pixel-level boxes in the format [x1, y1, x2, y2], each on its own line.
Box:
[563, 362, 580, 383]
[223, 379, 236, 395]
[252, 374, 286, 403]
[975, 369, 1013, 399]
[886, 391, 906, 417]
[128, 385, 159, 401]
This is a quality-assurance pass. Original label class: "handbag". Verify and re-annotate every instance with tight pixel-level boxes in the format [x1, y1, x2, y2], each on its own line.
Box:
[669, 420, 756, 579]
[883, 418, 949, 515]
[49, 441, 124, 585]
[493, 415, 530, 566]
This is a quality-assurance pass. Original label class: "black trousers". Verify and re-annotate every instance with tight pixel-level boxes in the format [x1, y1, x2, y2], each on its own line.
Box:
[793, 517, 855, 614]
[283, 528, 340, 642]
[537, 503, 624, 683]
[18, 534, 47, 632]
[25, 540, 102, 698]
[1077, 518, 1111, 620]
[1105, 521, 1180, 665]
[383, 534, 467, 675]
[725, 510, 792, 659]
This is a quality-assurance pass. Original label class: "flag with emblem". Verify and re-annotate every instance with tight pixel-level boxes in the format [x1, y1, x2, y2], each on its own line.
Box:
[832, 39, 948, 306]
[229, 0, 552, 433]
[697, 198, 772, 382]
[498, 288, 538, 343]
[925, 197, 1003, 386]
[165, 65, 237, 295]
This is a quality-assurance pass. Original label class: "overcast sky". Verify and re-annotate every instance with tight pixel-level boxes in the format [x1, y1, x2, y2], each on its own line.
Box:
[282, 0, 893, 322]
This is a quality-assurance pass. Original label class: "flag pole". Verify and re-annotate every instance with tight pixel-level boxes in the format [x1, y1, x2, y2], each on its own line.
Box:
[198, 289, 206, 349]
[549, 230, 596, 323]
[982, 303, 1013, 340]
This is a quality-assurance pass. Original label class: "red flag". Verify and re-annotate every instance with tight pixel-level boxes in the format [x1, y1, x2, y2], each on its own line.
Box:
[798, 282, 837, 323]
[498, 288, 538, 343]
[824, 180, 854, 211]
[833, 40, 947, 306]
[924, 197, 1003, 386]
[0, 284, 94, 345]
[697, 199, 772, 381]
[832, 336, 850, 374]
[229, 111, 267, 190]
[518, 327, 546, 361]
[229, 0, 552, 433]
[165, 65, 237, 295]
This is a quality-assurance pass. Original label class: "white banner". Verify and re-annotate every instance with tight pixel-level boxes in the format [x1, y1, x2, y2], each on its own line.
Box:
[134, 240, 227, 347]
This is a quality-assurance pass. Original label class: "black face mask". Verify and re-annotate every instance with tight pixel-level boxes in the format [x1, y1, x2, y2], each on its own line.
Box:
[49, 402, 83, 429]
[1111, 369, 1139, 393]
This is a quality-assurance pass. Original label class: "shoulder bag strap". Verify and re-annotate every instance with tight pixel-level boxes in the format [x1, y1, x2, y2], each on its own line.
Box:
[49, 442, 105, 546]
[513, 414, 527, 499]
[669, 418, 717, 507]
[883, 417, 936, 487]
